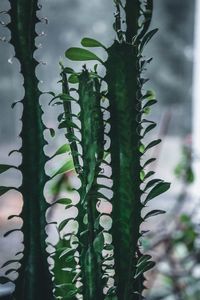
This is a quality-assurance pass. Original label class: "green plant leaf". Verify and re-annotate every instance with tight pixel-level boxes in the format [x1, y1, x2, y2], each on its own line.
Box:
[144, 182, 170, 204]
[139, 143, 145, 154]
[65, 47, 103, 63]
[4, 229, 21, 237]
[5, 268, 17, 276]
[81, 37, 106, 49]
[63, 67, 74, 74]
[143, 171, 155, 180]
[52, 160, 74, 178]
[49, 128, 55, 137]
[137, 255, 152, 266]
[49, 93, 77, 105]
[142, 158, 156, 168]
[68, 74, 79, 84]
[55, 198, 72, 206]
[144, 139, 161, 152]
[143, 178, 163, 192]
[58, 120, 80, 130]
[52, 144, 71, 158]
[1, 260, 18, 268]
[134, 260, 155, 279]
[143, 99, 157, 109]
[140, 170, 145, 181]
[140, 28, 158, 51]
[58, 219, 74, 231]
[141, 118, 155, 124]
[144, 209, 165, 220]
[143, 123, 156, 136]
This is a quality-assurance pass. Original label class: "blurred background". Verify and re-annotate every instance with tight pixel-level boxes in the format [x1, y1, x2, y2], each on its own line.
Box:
[0, 0, 200, 299]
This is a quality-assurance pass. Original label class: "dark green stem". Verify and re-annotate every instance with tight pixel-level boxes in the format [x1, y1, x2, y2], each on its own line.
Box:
[125, 0, 140, 43]
[105, 40, 142, 299]
[8, 0, 53, 298]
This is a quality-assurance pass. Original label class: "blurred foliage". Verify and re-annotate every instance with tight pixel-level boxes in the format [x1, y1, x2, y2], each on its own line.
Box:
[145, 141, 200, 300]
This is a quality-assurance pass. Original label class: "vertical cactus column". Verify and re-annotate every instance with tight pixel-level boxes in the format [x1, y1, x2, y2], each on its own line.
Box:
[105, 41, 143, 299]
[2, 0, 54, 299]
[55, 66, 105, 299]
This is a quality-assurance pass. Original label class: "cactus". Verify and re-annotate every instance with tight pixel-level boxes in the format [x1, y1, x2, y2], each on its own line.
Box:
[0, 0, 170, 299]
[50, 1, 170, 299]
[0, 0, 53, 299]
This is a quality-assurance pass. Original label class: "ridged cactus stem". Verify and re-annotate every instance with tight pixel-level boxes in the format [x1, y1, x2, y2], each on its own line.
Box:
[105, 41, 142, 300]
[8, 0, 53, 298]
[77, 70, 104, 299]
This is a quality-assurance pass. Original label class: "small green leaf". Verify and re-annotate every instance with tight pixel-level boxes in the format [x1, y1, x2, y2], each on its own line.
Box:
[52, 160, 74, 178]
[1, 260, 18, 268]
[60, 94, 76, 102]
[55, 198, 72, 206]
[144, 139, 161, 152]
[63, 67, 74, 74]
[142, 119, 154, 124]
[4, 229, 21, 237]
[143, 107, 151, 115]
[68, 74, 79, 84]
[52, 144, 71, 158]
[140, 170, 145, 181]
[137, 254, 152, 266]
[59, 248, 74, 259]
[58, 120, 80, 130]
[140, 28, 158, 51]
[141, 90, 155, 101]
[49, 128, 55, 137]
[143, 123, 156, 137]
[144, 182, 170, 204]
[143, 99, 157, 109]
[134, 260, 155, 279]
[50, 93, 77, 105]
[144, 209, 165, 220]
[5, 268, 17, 275]
[144, 178, 163, 192]
[142, 158, 156, 168]
[139, 143, 145, 154]
[144, 171, 155, 180]
[81, 37, 106, 49]
[58, 113, 64, 122]
[58, 219, 74, 231]
[65, 47, 103, 63]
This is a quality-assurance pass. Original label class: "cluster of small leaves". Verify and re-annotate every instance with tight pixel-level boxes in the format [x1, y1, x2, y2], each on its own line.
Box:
[133, 1, 171, 294]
